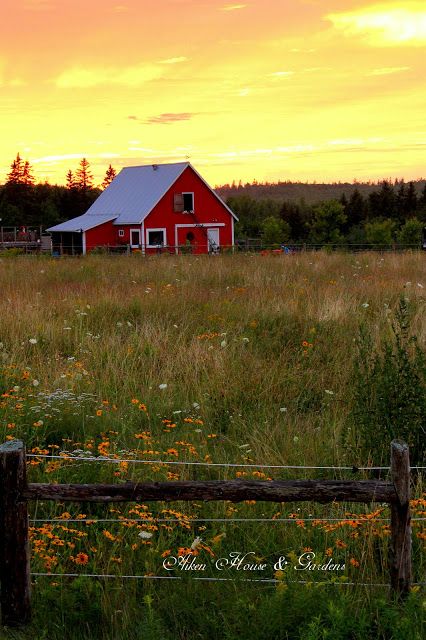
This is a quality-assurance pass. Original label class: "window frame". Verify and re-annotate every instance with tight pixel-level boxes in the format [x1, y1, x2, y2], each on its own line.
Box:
[146, 228, 167, 248]
[182, 192, 194, 213]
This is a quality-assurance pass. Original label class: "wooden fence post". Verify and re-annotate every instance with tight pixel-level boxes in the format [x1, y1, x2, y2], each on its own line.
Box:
[0, 440, 31, 626]
[389, 440, 411, 598]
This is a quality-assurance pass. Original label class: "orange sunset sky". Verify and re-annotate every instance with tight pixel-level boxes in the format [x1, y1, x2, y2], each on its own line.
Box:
[1, 0, 425, 186]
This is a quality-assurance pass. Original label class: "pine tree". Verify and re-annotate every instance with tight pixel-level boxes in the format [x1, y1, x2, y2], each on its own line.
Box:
[66, 170, 75, 189]
[101, 164, 117, 190]
[6, 153, 24, 184]
[22, 160, 35, 186]
[75, 158, 94, 192]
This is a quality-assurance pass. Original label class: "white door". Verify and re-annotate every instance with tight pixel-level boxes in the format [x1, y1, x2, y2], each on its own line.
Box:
[130, 228, 141, 248]
[207, 228, 220, 253]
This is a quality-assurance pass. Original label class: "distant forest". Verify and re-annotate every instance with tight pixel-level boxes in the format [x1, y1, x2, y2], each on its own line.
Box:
[1, 153, 425, 246]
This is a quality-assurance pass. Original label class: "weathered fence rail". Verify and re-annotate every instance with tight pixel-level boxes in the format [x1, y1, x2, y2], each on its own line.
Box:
[0, 439, 413, 627]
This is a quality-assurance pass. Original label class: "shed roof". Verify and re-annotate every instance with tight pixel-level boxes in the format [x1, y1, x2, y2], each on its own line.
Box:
[47, 162, 236, 233]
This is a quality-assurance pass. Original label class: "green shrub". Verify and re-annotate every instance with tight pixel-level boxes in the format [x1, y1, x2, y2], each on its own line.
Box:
[347, 297, 426, 466]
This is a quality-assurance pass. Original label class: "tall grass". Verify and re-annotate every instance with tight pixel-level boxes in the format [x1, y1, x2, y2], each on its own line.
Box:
[0, 252, 424, 639]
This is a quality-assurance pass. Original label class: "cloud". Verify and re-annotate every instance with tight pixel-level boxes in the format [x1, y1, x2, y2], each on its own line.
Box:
[327, 4, 426, 46]
[268, 71, 295, 78]
[158, 56, 188, 64]
[221, 4, 247, 11]
[55, 63, 164, 88]
[366, 66, 410, 76]
[145, 112, 195, 125]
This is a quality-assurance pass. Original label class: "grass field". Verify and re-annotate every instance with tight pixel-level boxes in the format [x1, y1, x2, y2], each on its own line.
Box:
[0, 252, 425, 639]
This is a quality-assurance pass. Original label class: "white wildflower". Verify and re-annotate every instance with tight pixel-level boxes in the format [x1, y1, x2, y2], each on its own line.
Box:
[324, 389, 334, 395]
[220, 340, 227, 348]
[293, 436, 299, 443]
[417, 283, 424, 288]
[138, 531, 153, 539]
[190, 536, 202, 550]
[29, 338, 37, 344]
[280, 407, 287, 413]
[159, 383, 168, 390]
[193, 402, 200, 409]
[32, 380, 40, 387]
[361, 303, 369, 308]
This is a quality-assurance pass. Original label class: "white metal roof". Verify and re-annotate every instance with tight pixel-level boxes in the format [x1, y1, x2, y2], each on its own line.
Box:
[47, 213, 117, 233]
[47, 162, 237, 233]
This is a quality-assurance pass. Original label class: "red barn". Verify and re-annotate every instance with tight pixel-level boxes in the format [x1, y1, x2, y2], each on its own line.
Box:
[47, 162, 237, 255]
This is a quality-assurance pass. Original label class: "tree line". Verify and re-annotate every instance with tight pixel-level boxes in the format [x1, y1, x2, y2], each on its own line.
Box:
[227, 180, 426, 246]
[0, 153, 425, 246]
[0, 155, 116, 228]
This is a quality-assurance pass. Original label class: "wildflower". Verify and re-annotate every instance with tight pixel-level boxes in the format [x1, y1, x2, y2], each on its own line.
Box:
[161, 549, 171, 557]
[324, 389, 334, 395]
[159, 384, 168, 390]
[74, 553, 89, 565]
[349, 558, 360, 567]
[190, 536, 202, 550]
[138, 531, 153, 539]
[131, 398, 139, 404]
[96, 410, 103, 417]
[32, 380, 40, 387]
[280, 407, 287, 412]
[29, 338, 37, 345]
[361, 303, 369, 308]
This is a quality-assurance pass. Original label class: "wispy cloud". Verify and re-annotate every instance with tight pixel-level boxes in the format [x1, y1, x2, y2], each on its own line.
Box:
[221, 4, 247, 11]
[145, 112, 195, 125]
[268, 71, 295, 78]
[366, 66, 410, 76]
[327, 4, 426, 46]
[54, 63, 164, 88]
[158, 56, 188, 64]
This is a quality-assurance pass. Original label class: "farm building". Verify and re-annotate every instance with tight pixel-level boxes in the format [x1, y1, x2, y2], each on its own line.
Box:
[47, 162, 237, 255]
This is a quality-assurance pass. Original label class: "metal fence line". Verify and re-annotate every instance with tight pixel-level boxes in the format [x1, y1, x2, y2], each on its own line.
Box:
[31, 572, 408, 587]
[31, 517, 421, 524]
[26, 453, 396, 471]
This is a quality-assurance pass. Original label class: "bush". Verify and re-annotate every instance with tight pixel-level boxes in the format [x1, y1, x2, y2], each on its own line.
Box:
[347, 297, 426, 466]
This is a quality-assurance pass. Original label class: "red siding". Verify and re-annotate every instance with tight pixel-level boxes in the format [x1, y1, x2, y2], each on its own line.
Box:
[85, 220, 117, 252]
[143, 166, 233, 253]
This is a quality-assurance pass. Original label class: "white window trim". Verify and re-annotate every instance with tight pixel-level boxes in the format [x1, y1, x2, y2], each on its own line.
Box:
[130, 228, 141, 248]
[182, 192, 195, 213]
[118, 229, 125, 237]
[146, 227, 167, 248]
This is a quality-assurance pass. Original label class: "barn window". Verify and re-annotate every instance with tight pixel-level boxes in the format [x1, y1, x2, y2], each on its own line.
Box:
[183, 192, 194, 212]
[118, 229, 124, 237]
[146, 228, 166, 247]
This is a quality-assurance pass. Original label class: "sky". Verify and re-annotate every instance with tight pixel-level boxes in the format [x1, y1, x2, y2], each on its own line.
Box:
[1, 0, 425, 186]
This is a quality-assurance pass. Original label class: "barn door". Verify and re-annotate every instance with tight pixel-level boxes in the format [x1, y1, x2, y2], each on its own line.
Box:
[207, 228, 220, 253]
[130, 229, 141, 248]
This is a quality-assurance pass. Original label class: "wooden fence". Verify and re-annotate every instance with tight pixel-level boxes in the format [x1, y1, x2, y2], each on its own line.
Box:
[0, 439, 412, 627]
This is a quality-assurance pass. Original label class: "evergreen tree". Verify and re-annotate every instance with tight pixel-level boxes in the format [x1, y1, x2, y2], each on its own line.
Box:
[101, 164, 117, 190]
[6, 153, 24, 184]
[346, 189, 367, 226]
[403, 182, 417, 218]
[75, 158, 94, 192]
[66, 169, 75, 190]
[22, 160, 35, 186]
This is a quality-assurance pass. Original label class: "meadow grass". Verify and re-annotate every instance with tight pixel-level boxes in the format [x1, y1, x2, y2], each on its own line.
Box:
[0, 251, 425, 639]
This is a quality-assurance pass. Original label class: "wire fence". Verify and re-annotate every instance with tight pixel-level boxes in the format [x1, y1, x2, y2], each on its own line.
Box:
[26, 452, 426, 472]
